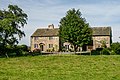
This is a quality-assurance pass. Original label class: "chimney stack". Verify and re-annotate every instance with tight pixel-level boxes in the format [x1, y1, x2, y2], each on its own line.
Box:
[48, 24, 54, 29]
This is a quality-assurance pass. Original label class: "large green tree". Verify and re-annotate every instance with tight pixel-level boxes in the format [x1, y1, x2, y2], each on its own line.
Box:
[0, 5, 27, 57]
[59, 8, 92, 51]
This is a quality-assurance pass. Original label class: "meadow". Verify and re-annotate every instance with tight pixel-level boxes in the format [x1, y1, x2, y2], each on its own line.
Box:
[0, 54, 120, 80]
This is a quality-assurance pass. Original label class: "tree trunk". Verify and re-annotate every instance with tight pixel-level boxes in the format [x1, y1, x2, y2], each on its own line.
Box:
[82, 45, 87, 51]
[74, 45, 78, 54]
[5, 53, 9, 58]
[2, 34, 9, 58]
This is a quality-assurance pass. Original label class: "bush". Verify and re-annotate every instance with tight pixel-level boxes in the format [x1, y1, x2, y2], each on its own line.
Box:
[101, 48, 110, 55]
[46, 48, 54, 52]
[32, 49, 42, 56]
[111, 42, 120, 55]
[96, 48, 103, 51]
[20, 44, 29, 52]
[91, 50, 100, 55]
[0, 44, 29, 57]
[33, 49, 41, 53]
[91, 48, 103, 55]
[61, 46, 66, 52]
[110, 50, 116, 55]
[13, 45, 29, 56]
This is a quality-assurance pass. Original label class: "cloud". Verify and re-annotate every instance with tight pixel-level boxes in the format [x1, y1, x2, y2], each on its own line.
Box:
[1, 0, 120, 45]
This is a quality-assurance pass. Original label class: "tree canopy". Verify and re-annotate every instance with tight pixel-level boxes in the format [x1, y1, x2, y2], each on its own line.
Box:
[111, 42, 120, 55]
[0, 4, 28, 57]
[59, 8, 92, 51]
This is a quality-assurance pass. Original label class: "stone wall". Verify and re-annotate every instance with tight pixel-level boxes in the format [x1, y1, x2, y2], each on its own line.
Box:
[92, 36, 110, 50]
[31, 36, 111, 52]
[31, 36, 59, 52]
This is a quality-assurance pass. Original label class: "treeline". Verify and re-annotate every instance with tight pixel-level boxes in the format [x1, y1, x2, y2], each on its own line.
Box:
[0, 4, 28, 58]
[0, 44, 30, 57]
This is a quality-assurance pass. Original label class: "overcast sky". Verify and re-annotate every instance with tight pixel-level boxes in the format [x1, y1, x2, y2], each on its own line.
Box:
[1, 0, 120, 46]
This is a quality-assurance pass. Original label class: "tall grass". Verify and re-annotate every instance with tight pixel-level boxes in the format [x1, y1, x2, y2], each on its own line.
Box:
[0, 55, 120, 80]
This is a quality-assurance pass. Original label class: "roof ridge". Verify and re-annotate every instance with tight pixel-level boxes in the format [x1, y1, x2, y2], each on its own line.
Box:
[92, 26, 111, 28]
[37, 28, 59, 29]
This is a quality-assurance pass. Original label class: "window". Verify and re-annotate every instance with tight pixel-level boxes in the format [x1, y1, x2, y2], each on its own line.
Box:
[49, 37, 53, 40]
[34, 44, 38, 48]
[49, 44, 53, 48]
[34, 37, 38, 40]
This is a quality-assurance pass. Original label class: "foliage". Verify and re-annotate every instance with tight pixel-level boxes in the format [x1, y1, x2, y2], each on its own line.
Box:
[100, 40, 107, 48]
[91, 48, 111, 55]
[14, 45, 29, 56]
[110, 50, 116, 55]
[0, 4, 27, 57]
[59, 8, 92, 51]
[0, 55, 120, 80]
[0, 44, 29, 57]
[101, 48, 110, 55]
[91, 50, 100, 55]
[111, 42, 120, 55]
[33, 49, 41, 53]
[46, 48, 53, 52]
[91, 48, 103, 55]
[32, 49, 42, 56]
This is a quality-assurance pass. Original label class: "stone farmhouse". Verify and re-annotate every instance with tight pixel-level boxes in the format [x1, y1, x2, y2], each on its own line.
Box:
[30, 24, 112, 52]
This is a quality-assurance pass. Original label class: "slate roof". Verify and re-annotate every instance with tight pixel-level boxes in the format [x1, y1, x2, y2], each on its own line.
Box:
[92, 27, 111, 36]
[31, 27, 111, 37]
[31, 28, 59, 37]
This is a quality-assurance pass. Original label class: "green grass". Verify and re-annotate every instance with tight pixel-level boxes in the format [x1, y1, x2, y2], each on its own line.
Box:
[0, 54, 120, 80]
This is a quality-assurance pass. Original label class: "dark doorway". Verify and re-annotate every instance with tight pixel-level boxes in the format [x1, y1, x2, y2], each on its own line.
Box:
[39, 43, 45, 51]
[40, 45, 44, 51]
[82, 45, 87, 51]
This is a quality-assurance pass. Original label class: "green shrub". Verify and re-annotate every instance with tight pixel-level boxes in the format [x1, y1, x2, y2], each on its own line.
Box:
[61, 46, 66, 52]
[110, 50, 116, 55]
[33, 49, 41, 53]
[0, 44, 29, 57]
[91, 50, 100, 55]
[111, 42, 120, 55]
[32, 49, 41, 56]
[46, 48, 54, 52]
[20, 44, 29, 52]
[101, 48, 110, 55]
[96, 48, 103, 51]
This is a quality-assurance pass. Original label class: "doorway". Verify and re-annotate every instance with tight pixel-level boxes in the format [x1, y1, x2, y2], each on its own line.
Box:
[39, 43, 45, 51]
[40, 45, 44, 51]
[82, 45, 87, 51]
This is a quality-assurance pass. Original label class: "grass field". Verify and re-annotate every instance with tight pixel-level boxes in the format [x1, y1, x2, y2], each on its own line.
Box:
[0, 54, 120, 80]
